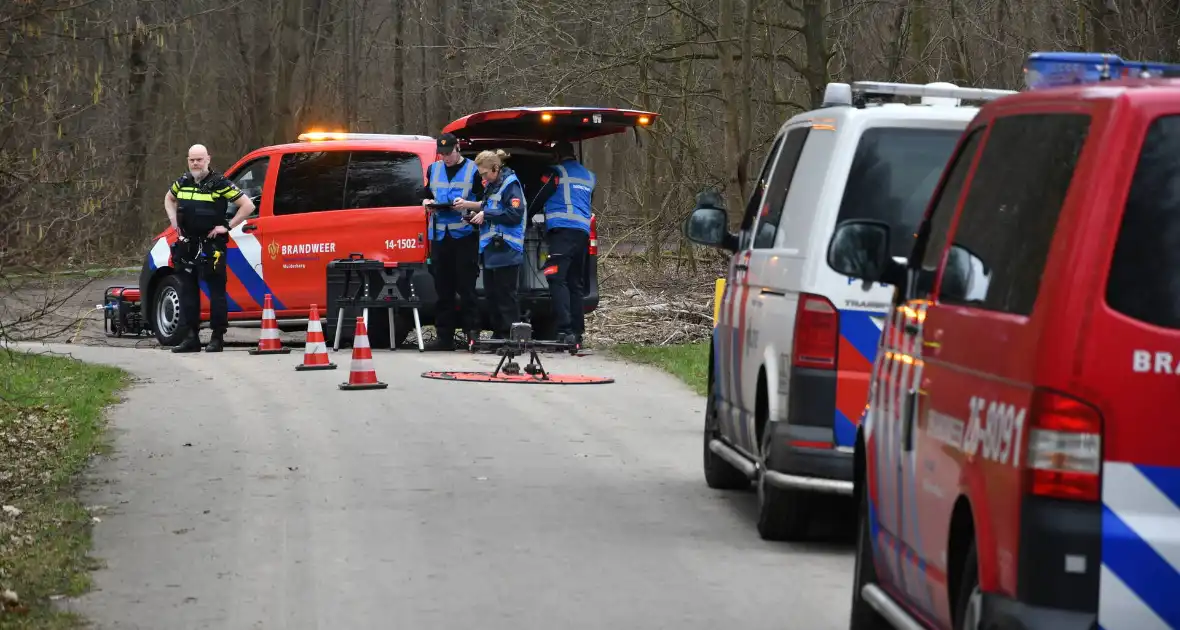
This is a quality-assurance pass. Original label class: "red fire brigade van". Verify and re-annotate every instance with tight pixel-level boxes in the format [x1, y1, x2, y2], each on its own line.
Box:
[830, 52, 1180, 630]
[133, 107, 656, 347]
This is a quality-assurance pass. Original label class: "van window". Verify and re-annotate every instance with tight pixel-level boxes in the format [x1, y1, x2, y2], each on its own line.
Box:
[754, 127, 810, 248]
[273, 151, 350, 216]
[344, 151, 424, 209]
[738, 133, 786, 250]
[835, 127, 964, 258]
[912, 128, 986, 298]
[938, 113, 1090, 315]
[228, 157, 269, 220]
[1107, 115, 1180, 329]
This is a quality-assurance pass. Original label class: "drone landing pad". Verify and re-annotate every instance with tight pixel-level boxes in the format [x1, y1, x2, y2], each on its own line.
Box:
[421, 371, 614, 385]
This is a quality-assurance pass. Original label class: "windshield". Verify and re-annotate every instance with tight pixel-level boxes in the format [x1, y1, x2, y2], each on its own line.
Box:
[836, 126, 965, 258]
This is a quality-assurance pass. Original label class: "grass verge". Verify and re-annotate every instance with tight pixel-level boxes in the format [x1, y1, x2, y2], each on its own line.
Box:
[610, 340, 710, 396]
[0, 349, 129, 629]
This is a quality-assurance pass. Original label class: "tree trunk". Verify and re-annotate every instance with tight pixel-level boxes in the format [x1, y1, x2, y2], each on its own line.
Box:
[393, 0, 405, 129]
[125, 2, 151, 243]
[1087, 0, 1120, 53]
[908, 0, 930, 84]
[274, 0, 305, 144]
[945, 0, 973, 84]
[717, 0, 745, 217]
[737, 0, 756, 192]
[801, 0, 831, 110]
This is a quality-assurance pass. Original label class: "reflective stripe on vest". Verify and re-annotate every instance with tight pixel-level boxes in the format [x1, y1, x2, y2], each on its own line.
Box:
[479, 173, 527, 253]
[543, 160, 595, 232]
[428, 159, 477, 240]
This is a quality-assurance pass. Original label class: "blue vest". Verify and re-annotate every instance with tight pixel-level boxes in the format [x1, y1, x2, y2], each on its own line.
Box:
[543, 159, 595, 233]
[479, 172, 526, 255]
[428, 159, 478, 240]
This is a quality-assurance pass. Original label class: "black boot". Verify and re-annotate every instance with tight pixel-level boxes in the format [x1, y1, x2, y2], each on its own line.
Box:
[171, 331, 202, 353]
[464, 330, 479, 352]
[205, 332, 224, 353]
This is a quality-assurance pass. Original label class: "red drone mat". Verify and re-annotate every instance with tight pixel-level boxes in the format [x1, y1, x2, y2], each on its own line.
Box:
[421, 371, 614, 385]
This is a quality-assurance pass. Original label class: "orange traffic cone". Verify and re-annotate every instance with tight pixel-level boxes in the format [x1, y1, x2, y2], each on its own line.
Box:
[249, 293, 291, 355]
[339, 316, 387, 390]
[295, 304, 336, 371]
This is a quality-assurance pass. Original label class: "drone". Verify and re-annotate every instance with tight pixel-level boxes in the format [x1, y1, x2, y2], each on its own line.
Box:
[472, 322, 580, 380]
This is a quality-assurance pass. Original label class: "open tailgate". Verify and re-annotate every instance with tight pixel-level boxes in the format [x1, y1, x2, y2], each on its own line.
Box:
[442, 106, 659, 142]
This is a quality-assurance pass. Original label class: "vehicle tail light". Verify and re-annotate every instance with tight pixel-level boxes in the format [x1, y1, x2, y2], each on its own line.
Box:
[588, 214, 598, 256]
[792, 293, 838, 370]
[1024, 389, 1103, 502]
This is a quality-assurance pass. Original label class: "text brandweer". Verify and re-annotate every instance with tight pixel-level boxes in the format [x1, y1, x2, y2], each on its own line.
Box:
[281, 242, 337, 256]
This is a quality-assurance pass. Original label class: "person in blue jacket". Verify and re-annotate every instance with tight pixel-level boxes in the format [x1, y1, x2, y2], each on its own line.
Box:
[420, 133, 484, 351]
[452, 149, 527, 340]
[532, 140, 596, 347]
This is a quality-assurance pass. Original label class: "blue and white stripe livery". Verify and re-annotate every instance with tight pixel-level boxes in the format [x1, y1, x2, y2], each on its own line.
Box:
[1100, 461, 1180, 629]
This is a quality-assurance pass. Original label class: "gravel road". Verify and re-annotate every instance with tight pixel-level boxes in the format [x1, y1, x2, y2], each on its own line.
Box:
[9, 340, 857, 630]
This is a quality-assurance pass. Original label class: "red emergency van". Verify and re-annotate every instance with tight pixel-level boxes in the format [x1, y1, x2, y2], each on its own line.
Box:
[136, 107, 657, 347]
[829, 52, 1180, 630]
[138, 132, 438, 348]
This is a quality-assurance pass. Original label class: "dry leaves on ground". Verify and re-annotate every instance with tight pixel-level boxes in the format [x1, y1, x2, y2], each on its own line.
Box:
[0, 405, 75, 502]
[586, 256, 727, 346]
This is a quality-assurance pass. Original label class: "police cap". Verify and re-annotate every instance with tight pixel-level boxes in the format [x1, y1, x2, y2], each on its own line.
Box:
[437, 133, 459, 154]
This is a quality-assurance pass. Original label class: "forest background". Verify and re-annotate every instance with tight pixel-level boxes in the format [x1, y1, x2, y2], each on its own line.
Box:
[0, 0, 1169, 344]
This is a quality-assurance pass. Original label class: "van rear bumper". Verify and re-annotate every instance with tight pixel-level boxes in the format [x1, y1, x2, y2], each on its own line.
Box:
[981, 593, 1097, 630]
[1015, 496, 1101, 613]
[765, 421, 854, 495]
[763, 365, 853, 494]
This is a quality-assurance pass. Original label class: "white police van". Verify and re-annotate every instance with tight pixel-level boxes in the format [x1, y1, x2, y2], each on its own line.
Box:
[684, 80, 1015, 540]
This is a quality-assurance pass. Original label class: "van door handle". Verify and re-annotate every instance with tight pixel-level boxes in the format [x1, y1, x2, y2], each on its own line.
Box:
[242, 223, 258, 233]
[902, 390, 918, 451]
[760, 288, 786, 296]
[735, 263, 749, 271]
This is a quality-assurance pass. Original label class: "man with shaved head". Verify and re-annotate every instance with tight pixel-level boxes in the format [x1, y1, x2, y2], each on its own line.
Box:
[164, 143, 255, 353]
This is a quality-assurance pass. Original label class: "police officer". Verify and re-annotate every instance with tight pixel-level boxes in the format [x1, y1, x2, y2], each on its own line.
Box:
[420, 132, 484, 351]
[532, 140, 595, 346]
[165, 144, 255, 353]
[453, 149, 526, 340]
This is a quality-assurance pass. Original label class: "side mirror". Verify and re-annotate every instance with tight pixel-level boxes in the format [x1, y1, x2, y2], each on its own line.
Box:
[940, 244, 991, 303]
[683, 189, 737, 252]
[827, 220, 892, 282]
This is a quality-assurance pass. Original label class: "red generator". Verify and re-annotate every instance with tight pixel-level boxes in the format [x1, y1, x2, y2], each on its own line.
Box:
[101, 286, 148, 338]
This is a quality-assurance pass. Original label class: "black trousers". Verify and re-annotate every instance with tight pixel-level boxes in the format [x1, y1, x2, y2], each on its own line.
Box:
[483, 264, 520, 337]
[544, 228, 589, 337]
[174, 236, 229, 337]
[431, 232, 481, 334]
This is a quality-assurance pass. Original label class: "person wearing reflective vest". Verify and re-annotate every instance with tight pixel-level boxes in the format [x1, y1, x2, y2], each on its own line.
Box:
[164, 143, 255, 354]
[420, 133, 484, 351]
[533, 140, 596, 347]
[454, 149, 527, 340]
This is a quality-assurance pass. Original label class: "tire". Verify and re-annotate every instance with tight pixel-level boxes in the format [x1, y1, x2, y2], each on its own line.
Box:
[152, 274, 187, 346]
[756, 424, 810, 541]
[849, 481, 891, 630]
[953, 541, 982, 630]
[703, 370, 749, 490]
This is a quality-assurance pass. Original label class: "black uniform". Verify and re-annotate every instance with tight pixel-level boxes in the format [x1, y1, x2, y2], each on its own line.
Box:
[169, 170, 243, 352]
[418, 163, 485, 350]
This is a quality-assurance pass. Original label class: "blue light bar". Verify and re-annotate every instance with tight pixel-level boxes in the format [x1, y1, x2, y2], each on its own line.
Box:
[1024, 51, 1180, 90]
